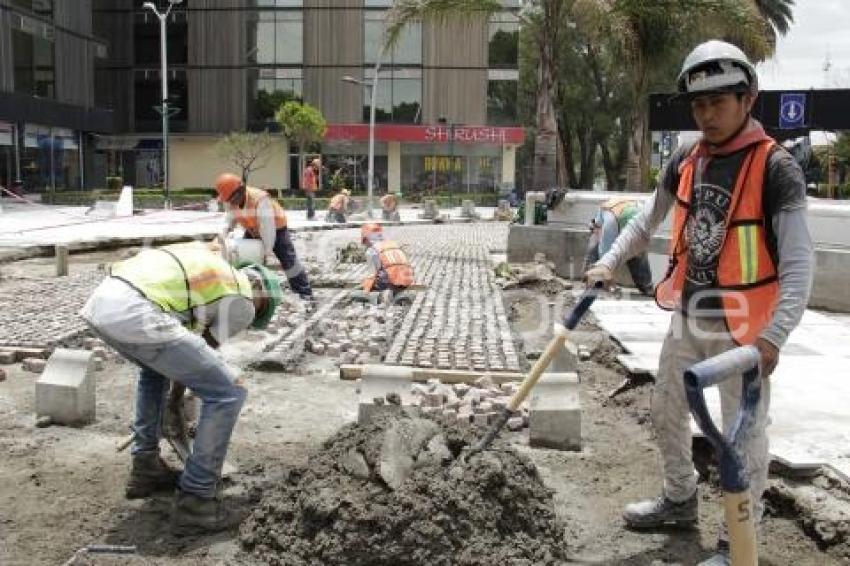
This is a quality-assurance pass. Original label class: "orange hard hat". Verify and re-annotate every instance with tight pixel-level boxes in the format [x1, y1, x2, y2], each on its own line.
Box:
[215, 173, 243, 202]
[360, 222, 383, 244]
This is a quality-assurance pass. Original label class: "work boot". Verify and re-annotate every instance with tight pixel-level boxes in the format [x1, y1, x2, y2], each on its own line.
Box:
[125, 452, 180, 499]
[698, 539, 730, 565]
[172, 490, 244, 536]
[623, 493, 698, 529]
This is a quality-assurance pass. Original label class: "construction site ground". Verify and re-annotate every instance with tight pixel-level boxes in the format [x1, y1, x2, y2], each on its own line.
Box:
[0, 224, 848, 565]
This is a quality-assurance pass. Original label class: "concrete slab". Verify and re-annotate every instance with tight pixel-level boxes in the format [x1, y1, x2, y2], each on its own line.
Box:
[35, 349, 95, 426]
[357, 365, 415, 424]
[592, 299, 850, 482]
[528, 372, 581, 451]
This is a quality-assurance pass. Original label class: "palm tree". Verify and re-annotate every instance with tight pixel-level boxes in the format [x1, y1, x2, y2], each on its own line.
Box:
[753, 0, 795, 42]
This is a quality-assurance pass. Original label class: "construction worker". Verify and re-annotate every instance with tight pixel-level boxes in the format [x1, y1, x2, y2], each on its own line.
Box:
[327, 188, 350, 223]
[215, 173, 314, 307]
[80, 242, 283, 534]
[585, 197, 653, 296]
[380, 193, 401, 221]
[585, 41, 813, 565]
[360, 223, 414, 297]
[302, 158, 320, 220]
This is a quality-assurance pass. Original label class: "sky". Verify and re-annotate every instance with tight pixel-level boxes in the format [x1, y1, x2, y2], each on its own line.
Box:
[757, 0, 850, 90]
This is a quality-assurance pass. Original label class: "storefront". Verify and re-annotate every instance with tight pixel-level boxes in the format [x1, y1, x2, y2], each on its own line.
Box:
[0, 121, 18, 193]
[323, 124, 523, 196]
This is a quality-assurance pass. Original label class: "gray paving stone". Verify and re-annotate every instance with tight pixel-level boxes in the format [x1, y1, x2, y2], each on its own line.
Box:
[529, 372, 581, 451]
[35, 349, 96, 425]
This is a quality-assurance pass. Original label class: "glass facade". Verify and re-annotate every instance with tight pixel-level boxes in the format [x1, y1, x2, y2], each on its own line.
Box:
[487, 9, 520, 126]
[11, 21, 55, 99]
[403, 143, 501, 193]
[489, 11, 519, 68]
[487, 69, 519, 125]
[0, 122, 17, 191]
[19, 125, 80, 192]
[253, 68, 303, 122]
[134, 69, 189, 132]
[254, 10, 302, 65]
[134, 9, 188, 66]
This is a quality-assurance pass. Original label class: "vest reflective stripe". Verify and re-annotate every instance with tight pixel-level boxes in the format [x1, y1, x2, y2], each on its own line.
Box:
[375, 241, 414, 288]
[654, 139, 779, 345]
[233, 187, 287, 236]
[110, 243, 252, 324]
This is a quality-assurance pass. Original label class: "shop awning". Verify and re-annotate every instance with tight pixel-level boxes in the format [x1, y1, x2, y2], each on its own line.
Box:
[325, 124, 525, 145]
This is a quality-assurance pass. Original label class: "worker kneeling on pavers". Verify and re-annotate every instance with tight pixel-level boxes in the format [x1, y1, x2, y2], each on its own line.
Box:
[80, 242, 282, 535]
[586, 40, 813, 565]
[361, 223, 413, 299]
[585, 197, 653, 296]
[327, 188, 351, 223]
[380, 193, 401, 221]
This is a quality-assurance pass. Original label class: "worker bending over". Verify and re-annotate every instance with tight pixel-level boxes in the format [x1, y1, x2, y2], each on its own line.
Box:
[81, 242, 282, 534]
[380, 193, 401, 221]
[215, 173, 314, 307]
[327, 188, 351, 223]
[360, 223, 414, 297]
[585, 197, 653, 295]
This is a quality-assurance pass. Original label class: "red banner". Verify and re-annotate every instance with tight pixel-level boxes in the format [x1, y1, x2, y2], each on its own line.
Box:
[325, 123, 524, 145]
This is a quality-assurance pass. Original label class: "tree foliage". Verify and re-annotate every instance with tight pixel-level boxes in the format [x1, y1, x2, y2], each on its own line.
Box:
[214, 131, 276, 185]
[275, 101, 328, 193]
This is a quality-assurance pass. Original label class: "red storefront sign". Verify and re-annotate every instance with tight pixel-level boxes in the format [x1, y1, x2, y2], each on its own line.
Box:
[325, 123, 525, 145]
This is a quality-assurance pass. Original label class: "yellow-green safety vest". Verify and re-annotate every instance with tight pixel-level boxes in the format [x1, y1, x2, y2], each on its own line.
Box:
[110, 242, 252, 328]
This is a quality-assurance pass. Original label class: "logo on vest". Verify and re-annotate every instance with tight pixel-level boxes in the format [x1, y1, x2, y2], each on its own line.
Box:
[686, 183, 731, 285]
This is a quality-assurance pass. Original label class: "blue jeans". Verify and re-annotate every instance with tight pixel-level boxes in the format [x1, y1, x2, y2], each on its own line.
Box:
[86, 293, 246, 499]
[246, 228, 313, 299]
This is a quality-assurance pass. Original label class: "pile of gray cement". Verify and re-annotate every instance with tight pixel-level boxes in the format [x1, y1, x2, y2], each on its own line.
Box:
[239, 414, 571, 565]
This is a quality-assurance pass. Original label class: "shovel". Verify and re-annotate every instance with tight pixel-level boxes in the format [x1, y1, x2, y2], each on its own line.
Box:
[684, 345, 762, 566]
[465, 282, 604, 458]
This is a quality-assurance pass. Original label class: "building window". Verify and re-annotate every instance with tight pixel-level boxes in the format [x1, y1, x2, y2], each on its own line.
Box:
[252, 10, 303, 65]
[489, 11, 519, 69]
[10, 0, 53, 16]
[12, 28, 55, 98]
[364, 11, 421, 66]
[363, 68, 421, 124]
[487, 69, 518, 125]
[251, 68, 303, 122]
[134, 69, 188, 132]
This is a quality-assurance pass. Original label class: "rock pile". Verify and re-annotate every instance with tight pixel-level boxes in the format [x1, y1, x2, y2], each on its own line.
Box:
[410, 374, 528, 431]
[239, 413, 571, 566]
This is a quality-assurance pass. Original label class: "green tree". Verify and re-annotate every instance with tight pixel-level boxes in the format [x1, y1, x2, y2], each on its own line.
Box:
[214, 131, 276, 188]
[275, 101, 328, 193]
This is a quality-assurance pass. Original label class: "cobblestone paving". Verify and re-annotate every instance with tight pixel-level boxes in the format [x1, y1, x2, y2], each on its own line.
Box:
[0, 272, 103, 349]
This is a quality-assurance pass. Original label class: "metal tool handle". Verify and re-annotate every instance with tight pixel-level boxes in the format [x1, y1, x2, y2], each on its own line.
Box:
[563, 281, 604, 330]
[684, 345, 761, 493]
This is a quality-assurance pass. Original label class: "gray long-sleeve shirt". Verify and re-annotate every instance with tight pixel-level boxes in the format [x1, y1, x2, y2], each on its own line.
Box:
[598, 143, 814, 349]
[224, 197, 278, 255]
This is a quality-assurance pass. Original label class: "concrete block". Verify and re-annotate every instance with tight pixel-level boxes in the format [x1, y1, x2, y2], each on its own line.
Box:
[551, 341, 578, 372]
[22, 358, 47, 373]
[529, 372, 581, 451]
[507, 416, 524, 431]
[0, 368, 6, 382]
[358, 365, 414, 424]
[35, 349, 96, 426]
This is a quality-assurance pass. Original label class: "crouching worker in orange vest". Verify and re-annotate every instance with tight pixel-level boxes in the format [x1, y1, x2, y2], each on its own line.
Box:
[360, 223, 413, 299]
[327, 189, 350, 223]
[215, 173, 314, 308]
[585, 41, 814, 565]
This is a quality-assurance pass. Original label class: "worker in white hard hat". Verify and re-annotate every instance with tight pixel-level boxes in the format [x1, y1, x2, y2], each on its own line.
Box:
[585, 40, 814, 565]
[80, 242, 283, 535]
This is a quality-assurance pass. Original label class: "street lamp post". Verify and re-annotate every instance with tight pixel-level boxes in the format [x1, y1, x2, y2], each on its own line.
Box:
[341, 45, 385, 219]
[143, 0, 182, 209]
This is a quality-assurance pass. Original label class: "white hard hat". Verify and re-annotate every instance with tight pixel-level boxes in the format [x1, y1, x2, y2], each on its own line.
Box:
[677, 40, 758, 96]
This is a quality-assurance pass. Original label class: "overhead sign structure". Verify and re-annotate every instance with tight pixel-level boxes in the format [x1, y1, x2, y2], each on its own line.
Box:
[779, 93, 806, 129]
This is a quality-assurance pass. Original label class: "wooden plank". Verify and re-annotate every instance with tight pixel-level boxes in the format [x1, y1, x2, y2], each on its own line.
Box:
[340, 365, 524, 384]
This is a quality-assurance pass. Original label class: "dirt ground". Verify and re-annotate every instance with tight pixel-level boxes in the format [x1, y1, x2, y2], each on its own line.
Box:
[0, 248, 847, 565]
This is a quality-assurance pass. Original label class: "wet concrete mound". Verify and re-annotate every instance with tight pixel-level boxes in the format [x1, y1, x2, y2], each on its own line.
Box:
[239, 413, 571, 565]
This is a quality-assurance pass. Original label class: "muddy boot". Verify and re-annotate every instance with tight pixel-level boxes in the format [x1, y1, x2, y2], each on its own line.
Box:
[172, 490, 244, 536]
[698, 540, 730, 565]
[125, 452, 180, 499]
[623, 493, 698, 529]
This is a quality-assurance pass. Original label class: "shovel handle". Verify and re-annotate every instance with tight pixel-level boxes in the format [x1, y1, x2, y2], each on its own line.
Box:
[684, 345, 761, 493]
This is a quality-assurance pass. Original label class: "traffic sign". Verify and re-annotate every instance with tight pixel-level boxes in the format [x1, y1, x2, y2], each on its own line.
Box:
[779, 93, 806, 129]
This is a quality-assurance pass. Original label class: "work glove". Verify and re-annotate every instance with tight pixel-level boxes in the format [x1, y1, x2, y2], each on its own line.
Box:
[584, 263, 614, 289]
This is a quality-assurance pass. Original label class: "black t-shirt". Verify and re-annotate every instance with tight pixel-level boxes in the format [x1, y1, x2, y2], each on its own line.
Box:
[660, 140, 807, 312]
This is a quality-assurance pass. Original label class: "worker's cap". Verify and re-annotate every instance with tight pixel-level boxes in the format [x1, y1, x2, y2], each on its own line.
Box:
[238, 263, 283, 329]
[215, 173, 243, 203]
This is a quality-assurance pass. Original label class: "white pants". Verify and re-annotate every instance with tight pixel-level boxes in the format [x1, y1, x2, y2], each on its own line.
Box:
[653, 312, 772, 522]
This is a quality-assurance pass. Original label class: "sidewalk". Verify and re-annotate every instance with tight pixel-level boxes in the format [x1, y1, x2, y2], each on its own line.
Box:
[0, 201, 498, 257]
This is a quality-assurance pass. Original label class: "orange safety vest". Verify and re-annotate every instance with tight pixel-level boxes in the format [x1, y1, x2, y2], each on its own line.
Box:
[232, 187, 287, 236]
[362, 240, 414, 291]
[654, 139, 779, 345]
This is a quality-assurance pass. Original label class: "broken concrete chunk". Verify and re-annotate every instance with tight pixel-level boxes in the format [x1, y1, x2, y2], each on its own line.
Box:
[385, 392, 402, 406]
[474, 375, 494, 389]
[453, 383, 470, 397]
[341, 449, 371, 479]
[507, 416, 525, 431]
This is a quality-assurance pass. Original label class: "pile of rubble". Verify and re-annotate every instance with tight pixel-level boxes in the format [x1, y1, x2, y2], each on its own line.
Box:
[409, 374, 528, 431]
[240, 413, 571, 566]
